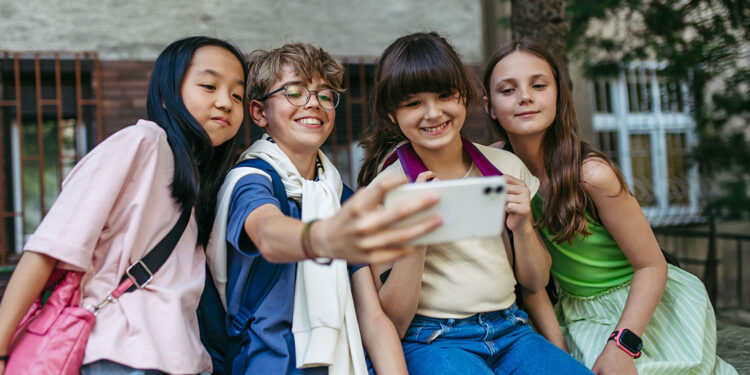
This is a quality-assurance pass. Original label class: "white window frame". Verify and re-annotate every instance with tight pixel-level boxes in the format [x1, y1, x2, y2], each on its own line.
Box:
[590, 62, 700, 225]
[9, 119, 88, 254]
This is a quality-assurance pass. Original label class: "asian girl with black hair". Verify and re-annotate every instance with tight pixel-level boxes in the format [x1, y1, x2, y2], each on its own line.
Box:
[0, 36, 247, 374]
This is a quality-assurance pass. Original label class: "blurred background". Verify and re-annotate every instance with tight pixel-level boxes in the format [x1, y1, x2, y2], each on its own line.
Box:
[0, 0, 748, 367]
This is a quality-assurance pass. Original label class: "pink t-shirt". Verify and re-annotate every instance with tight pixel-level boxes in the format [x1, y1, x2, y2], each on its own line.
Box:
[24, 120, 212, 374]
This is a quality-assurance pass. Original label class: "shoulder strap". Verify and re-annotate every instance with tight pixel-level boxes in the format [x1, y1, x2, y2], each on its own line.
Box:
[225, 158, 292, 336]
[462, 140, 504, 177]
[116, 205, 192, 294]
[341, 184, 354, 203]
[384, 138, 504, 182]
[235, 158, 291, 215]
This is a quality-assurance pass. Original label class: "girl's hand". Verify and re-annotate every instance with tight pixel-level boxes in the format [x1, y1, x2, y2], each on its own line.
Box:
[591, 342, 638, 375]
[503, 175, 534, 233]
[313, 174, 442, 265]
[415, 171, 437, 183]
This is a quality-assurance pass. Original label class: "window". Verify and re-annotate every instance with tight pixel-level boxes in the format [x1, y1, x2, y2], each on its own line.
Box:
[0, 52, 101, 263]
[666, 132, 689, 205]
[321, 59, 375, 188]
[590, 63, 699, 225]
[629, 133, 656, 206]
[596, 131, 619, 167]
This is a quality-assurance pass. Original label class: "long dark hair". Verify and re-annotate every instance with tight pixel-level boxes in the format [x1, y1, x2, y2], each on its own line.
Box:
[483, 39, 628, 243]
[357, 32, 479, 186]
[146, 36, 247, 246]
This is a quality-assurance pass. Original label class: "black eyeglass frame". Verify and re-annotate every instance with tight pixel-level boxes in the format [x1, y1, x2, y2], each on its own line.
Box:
[259, 85, 341, 110]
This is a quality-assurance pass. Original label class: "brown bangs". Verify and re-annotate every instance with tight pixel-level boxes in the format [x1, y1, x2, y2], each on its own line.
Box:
[375, 35, 477, 117]
[359, 32, 477, 186]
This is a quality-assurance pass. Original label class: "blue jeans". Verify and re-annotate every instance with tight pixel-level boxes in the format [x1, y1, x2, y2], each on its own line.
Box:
[401, 304, 593, 375]
[80, 361, 166, 375]
[80, 360, 211, 375]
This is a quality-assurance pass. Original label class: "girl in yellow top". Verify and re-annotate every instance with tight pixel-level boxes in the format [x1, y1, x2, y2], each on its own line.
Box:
[358, 32, 592, 375]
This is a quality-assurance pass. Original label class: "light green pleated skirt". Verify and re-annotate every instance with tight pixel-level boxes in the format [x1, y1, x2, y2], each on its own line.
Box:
[555, 264, 738, 375]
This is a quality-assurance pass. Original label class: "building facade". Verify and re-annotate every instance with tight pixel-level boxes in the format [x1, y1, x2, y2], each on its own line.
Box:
[0, 0, 490, 263]
[0, 0, 705, 265]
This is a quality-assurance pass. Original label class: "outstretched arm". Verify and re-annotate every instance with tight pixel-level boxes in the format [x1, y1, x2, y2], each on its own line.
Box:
[0, 252, 58, 373]
[245, 174, 442, 265]
[583, 158, 667, 375]
[351, 266, 408, 375]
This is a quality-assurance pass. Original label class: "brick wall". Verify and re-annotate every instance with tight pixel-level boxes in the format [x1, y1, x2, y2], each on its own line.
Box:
[0, 272, 10, 300]
[100, 60, 153, 138]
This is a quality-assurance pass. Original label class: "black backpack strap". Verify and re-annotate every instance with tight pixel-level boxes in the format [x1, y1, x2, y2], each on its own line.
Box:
[118, 206, 192, 293]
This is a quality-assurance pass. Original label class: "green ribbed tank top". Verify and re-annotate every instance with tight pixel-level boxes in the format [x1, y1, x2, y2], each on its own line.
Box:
[531, 194, 633, 297]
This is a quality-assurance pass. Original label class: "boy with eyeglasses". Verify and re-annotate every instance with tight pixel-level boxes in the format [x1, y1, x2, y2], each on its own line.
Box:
[202, 43, 438, 374]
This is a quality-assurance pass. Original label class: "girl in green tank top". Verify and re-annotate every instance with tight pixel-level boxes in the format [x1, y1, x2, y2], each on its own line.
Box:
[482, 40, 737, 375]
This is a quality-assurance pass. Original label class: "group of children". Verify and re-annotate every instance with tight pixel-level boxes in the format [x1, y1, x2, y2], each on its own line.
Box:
[0, 31, 739, 375]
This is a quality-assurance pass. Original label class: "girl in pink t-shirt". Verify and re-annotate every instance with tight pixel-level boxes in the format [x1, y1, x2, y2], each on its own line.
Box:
[0, 36, 248, 374]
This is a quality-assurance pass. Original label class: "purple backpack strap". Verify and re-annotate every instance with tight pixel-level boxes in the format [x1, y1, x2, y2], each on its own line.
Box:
[380, 143, 427, 182]
[461, 138, 503, 177]
[381, 138, 504, 182]
[381, 147, 401, 173]
[396, 143, 428, 182]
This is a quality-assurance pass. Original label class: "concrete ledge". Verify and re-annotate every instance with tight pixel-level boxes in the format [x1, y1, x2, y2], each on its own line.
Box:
[717, 311, 750, 374]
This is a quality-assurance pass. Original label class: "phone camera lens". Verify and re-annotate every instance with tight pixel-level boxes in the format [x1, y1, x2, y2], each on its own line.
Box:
[484, 187, 492, 195]
[495, 186, 504, 193]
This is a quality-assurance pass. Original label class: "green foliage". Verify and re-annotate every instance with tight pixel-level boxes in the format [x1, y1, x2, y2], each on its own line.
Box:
[497, 16, 511, 29]
[567, 0, 750, 218]
[713, 178, 750, 219]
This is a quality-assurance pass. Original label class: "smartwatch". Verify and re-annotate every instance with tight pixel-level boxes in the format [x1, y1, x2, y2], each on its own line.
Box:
[608, 329, 642, 358]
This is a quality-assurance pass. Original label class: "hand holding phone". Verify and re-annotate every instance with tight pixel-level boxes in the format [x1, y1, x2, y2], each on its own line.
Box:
[384, 176, 507, 245]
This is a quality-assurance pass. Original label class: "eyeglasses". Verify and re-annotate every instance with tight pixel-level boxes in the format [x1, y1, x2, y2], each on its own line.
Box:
[259, 84, 340, 110]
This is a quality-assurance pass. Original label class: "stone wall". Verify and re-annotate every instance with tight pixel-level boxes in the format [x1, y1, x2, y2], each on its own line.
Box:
[0, 0, 484, 63]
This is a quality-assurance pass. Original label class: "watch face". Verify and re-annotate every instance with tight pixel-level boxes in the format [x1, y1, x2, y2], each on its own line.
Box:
[620, 330, 643, 352]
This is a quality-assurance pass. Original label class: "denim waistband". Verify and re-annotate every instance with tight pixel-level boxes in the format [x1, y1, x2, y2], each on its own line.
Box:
[410, 303, 521, 327]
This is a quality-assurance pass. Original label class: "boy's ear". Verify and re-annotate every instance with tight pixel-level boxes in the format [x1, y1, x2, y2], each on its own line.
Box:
[249, 99, 269, 128]
[388, 113, 396, 124]
[483, 96, 497, 120]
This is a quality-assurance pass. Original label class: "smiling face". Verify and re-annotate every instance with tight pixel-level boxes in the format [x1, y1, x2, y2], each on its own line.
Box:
[486, 51, 558, 139]
[390, 91, 466, 155]
[180, 45, 245, 147]
[250, 65, 336, 160]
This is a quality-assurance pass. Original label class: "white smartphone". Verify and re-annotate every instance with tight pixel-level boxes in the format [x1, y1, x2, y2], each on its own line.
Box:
[384, 176, 507, 245]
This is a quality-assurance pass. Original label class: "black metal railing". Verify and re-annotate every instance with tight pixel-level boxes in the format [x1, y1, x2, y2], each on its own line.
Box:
[654, 224, 750, 311]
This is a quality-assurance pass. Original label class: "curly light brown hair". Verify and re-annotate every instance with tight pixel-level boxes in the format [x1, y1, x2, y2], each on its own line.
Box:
[245, 43, 344, 102]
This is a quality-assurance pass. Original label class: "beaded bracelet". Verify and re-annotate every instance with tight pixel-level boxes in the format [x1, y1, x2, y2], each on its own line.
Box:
[301, 220, 332, 265]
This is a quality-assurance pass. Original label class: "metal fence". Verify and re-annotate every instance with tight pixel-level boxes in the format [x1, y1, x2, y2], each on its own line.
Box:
[0, 51, 102, 267]
[0, 54, 372, 267]
[654, 221, 750, 311]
